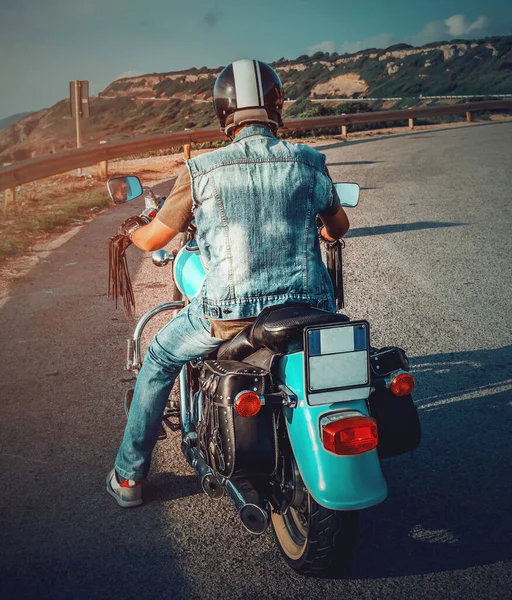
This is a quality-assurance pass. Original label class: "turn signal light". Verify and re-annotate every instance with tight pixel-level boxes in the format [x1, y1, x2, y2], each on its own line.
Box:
[235, 391, 261, 418]
[322, 414, 378, 455]
[391, 372, 415, 396]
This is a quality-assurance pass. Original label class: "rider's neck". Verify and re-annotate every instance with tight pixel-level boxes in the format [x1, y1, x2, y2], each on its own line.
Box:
[232, 123, 273, 138]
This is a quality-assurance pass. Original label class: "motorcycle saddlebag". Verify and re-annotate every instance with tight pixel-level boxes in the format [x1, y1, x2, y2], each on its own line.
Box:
[198, 360, 277, 479]
[369, 390, 421, 459]
[369, 347, 421, 459]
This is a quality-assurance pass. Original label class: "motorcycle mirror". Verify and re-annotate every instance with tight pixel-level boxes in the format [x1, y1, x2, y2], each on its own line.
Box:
[152, 249, 173, 267]
[107, 176, 143, 205]
[334, 183, 360, 208]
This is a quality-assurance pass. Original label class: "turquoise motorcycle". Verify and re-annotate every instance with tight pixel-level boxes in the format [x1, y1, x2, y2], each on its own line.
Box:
[108, 176, 421, 576]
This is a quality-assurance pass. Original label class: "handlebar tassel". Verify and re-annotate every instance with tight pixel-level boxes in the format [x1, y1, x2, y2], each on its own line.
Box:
[108, 233, 136, 316]
[324, 239, 345, 311]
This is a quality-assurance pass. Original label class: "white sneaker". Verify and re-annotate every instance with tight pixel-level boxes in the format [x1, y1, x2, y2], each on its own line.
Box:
[106, 469, 143, 508]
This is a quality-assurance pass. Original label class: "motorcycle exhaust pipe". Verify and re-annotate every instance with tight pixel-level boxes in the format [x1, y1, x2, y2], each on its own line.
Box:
[182, 439, 268, 529]
[201, 473, 224, 500]
[181, 433, 198, 468]
[224, 479, 270, 535]
[183, 440, 225, 500]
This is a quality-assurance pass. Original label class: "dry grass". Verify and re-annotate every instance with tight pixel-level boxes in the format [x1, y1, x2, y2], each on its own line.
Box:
[0, 178, 109, 259]
[0, 152, 190, 261]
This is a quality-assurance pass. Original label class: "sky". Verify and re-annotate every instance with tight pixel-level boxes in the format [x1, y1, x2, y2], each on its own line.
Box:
[0, 0, 511, 120]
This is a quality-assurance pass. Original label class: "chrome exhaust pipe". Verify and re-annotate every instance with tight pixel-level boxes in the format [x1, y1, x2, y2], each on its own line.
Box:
[240, 504, 270, 536]
[224, 479, 270, 535]
[201, 473, 224, 499]
[183, 441, 268, 530]
[181, 432, 198, 468]
[183, 442, 224, 500]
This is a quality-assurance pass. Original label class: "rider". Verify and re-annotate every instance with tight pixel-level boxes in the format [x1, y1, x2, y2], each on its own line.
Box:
[107, 59, 350, 507]
[109, 177, 131, 203]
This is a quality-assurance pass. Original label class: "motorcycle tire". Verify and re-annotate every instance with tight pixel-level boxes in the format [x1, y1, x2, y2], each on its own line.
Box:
[271, 493, 359, 576]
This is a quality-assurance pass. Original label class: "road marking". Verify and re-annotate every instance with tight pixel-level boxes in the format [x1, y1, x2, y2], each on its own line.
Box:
[417, 379, 512, 410]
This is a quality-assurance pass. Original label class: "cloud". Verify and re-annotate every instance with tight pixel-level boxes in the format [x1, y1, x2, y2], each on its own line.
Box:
[307, 40, 336, 55]
[116, 70, 143, 80]
[409, 20, 447, 46]
[445, 14, 491, 36]
[339, 33, 394, 55]
[469, 15, 492, 32]
[326, 13, 493, 57]
[410, 14, 492, 45]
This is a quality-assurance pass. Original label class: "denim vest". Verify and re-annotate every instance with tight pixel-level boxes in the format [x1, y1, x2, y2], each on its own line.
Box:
[186, 124, 336, 319]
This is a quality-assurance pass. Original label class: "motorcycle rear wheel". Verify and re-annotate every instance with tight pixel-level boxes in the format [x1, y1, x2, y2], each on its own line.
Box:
[271, 494, 359, 575]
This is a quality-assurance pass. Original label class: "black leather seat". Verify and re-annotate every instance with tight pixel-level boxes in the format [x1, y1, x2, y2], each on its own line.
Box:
[251, 304, 349, 354]
[216, 326, 256, 361]
[217, 304, 349, 360]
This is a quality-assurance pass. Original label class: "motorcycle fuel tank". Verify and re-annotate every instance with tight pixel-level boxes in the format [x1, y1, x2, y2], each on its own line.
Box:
[174, 242, 206, 300]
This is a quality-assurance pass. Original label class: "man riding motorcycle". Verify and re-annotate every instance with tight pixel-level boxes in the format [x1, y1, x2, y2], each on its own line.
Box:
[109, 177, 131, 204]
[106, 59, 350, 507]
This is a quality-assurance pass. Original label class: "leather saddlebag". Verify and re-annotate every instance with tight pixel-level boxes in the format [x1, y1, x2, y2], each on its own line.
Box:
[369, 389, 421, 459]
[369, 347, 421, 459]
[198, 360, 277, 478]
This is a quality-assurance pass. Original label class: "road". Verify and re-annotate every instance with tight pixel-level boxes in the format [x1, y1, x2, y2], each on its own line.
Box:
[1, 121, 511, 599]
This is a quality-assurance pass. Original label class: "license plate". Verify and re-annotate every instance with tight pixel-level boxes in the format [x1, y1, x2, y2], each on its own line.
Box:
[304, 321, 370, 394]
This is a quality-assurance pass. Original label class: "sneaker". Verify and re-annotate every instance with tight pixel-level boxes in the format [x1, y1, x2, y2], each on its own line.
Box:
[106, 469, 143, 508]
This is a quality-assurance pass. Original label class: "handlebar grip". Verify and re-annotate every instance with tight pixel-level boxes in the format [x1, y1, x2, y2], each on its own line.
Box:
[140, 208, 158, 222]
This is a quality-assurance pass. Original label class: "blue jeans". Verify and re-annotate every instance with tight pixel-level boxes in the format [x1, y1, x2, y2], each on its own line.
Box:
[115, 300, 224, 481]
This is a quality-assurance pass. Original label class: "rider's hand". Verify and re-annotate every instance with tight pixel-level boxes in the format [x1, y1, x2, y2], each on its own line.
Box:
[320, 226, 336, 242]
[118, 215, 151, 240]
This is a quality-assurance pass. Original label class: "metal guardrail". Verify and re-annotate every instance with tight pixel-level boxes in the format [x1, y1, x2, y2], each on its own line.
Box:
[309, 94, 512, 102]
[0, 100, 511, 195]
[282, 100, 512, 130]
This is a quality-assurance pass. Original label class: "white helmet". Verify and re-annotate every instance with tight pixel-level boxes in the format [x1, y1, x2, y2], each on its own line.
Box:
[213, 59, 284, 136]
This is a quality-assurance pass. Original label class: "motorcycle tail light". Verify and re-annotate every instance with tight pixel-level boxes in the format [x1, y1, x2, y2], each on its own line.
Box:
[235, 391, 261, 418]
[322, 412, 378, 455]
[391, 372, 415, 396]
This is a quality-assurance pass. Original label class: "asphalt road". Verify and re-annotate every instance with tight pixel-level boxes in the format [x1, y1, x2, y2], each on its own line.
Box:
[1, 121, 511, 599]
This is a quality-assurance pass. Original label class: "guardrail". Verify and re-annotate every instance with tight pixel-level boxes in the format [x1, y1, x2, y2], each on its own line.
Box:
[309, 94, 512, 102]
[1, 99, 511, 200]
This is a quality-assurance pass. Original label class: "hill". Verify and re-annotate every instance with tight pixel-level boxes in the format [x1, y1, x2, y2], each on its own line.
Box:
[1, 36, 511, 163]
[0, 112, 34, 133]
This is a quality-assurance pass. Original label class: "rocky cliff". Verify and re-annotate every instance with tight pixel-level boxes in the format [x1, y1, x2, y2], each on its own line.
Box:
[1, 36, 510, 163]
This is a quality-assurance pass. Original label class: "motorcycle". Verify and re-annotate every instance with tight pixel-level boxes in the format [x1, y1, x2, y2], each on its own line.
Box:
[107, 175, 421, 575]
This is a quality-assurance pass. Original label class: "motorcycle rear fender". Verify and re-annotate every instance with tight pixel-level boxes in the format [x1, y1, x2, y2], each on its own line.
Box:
[277, 352, 388, 511]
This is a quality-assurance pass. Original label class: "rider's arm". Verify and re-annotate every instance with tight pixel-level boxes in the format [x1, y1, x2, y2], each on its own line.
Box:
[131, 167, 193, 251]
[318, 169, 350, 241]
[319, 207, 350, 241]
[131, 219, 180, 252]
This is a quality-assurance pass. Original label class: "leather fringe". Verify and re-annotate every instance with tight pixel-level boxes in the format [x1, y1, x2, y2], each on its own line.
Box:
[108, 234, 135, 316]
[324, 239, 345, 311]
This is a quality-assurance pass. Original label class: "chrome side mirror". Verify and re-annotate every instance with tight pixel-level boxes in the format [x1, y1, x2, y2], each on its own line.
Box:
[107, 176, 143, 204]
[334, 182, 360, 208]
[152, 250, 175, 267]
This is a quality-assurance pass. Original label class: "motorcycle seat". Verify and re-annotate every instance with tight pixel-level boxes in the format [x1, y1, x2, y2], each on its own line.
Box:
[216, 326, 256, 361]
[251, 304, 349, 354]
[217, 304, 349, 360]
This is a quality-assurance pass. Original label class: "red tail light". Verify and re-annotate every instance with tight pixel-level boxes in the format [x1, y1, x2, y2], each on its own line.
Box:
[235, 391, 261, 418]
[322, 413, 378, 455]
[391, 372, 415, 396]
